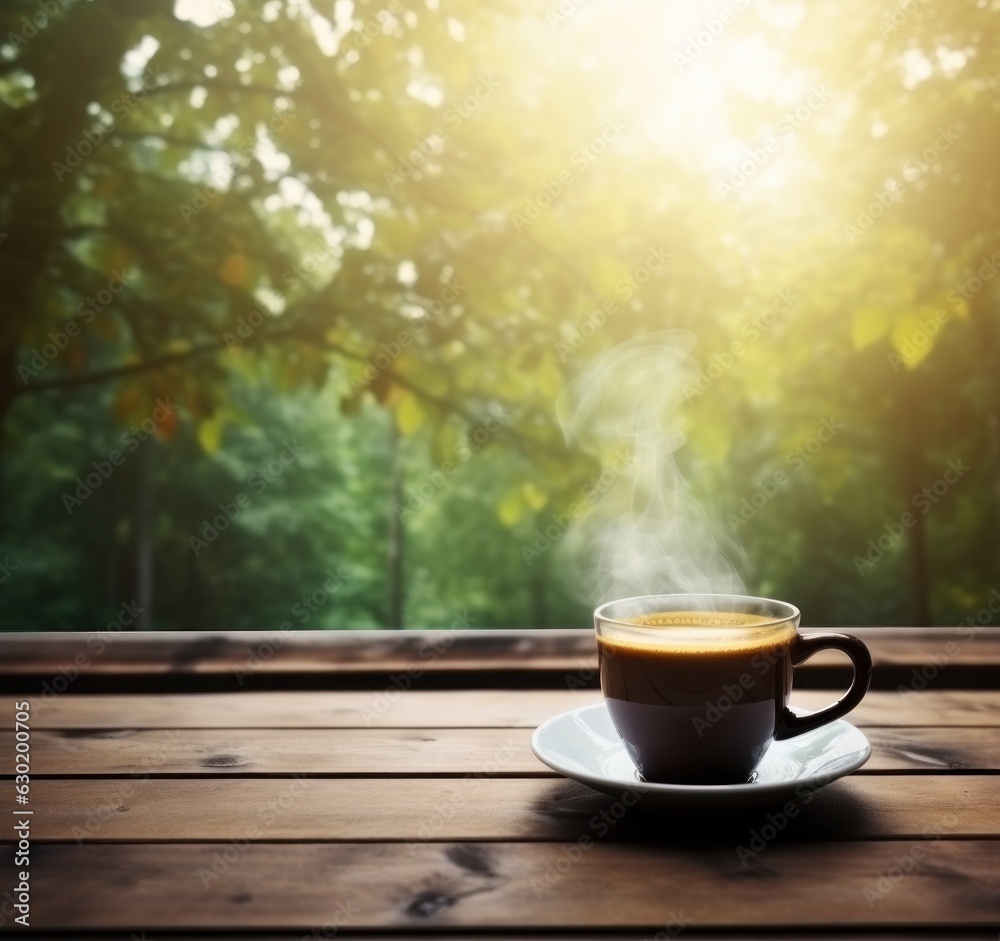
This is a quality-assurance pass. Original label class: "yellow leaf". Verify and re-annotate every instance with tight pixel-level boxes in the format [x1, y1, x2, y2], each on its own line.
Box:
[394, 393, 425, 436]
[850, 306, 889, 350]
[696, 421, 730, 463]
[951, 296, 969, 320]
[218, 253, 249, 288]
[197, 415, 224, 454]
[497, 490, 525, 527]
[521, 482, 548, 512]
[891, 312, 935, 369]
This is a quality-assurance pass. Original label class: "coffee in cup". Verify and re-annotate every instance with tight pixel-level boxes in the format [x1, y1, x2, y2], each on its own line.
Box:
[595, 595, 872, 784]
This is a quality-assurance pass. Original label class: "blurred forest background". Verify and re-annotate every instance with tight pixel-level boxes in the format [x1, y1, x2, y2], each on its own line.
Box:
[1, 0, 998, 631]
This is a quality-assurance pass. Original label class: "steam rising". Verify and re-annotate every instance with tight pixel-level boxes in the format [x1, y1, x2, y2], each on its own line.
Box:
[557, 330, 746, 606]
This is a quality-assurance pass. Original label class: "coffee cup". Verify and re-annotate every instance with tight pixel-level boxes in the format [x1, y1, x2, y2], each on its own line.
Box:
[595, 593, 873, 784]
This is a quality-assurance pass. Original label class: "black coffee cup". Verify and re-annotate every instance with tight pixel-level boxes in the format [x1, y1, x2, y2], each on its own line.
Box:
[595, 593, 873, 784]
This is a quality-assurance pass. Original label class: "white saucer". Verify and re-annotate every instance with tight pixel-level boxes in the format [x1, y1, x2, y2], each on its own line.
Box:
[531, 702, 871, 810]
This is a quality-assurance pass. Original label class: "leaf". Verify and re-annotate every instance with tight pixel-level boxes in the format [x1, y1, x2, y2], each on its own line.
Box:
[196, 415, 224, 453]
[219, 253, 249, 287]
[394, 392, 426, 435]
[890, 312, 936, 370]
[521, 482, 548, 512]
[850, 306, 889, 350]
[497, 489, 525, 526]
[156, 408, 179, 442]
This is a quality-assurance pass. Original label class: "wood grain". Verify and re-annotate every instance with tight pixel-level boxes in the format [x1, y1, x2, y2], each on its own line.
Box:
[6, 726, 999, 776]
[21, 774, 1000, 842]
[0, 629, 597, 676]
[3, 627, 998, 677]
[5, 728, 547, 776]
[16, 688, 1000, 729]
[15, 840, 1000, 929]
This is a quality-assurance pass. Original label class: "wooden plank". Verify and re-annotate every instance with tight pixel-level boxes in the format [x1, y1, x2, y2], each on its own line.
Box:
[0, 629, 597, 676]
[2, 626, 998, 678]
[15, 689, 1000, 729]
[7, 726, 1000, 777]
[18, 936, 999, 941]
[14, 840, 1000, 929]
[18, 690, 605, 728]
[20, 774, 1000, 842]
[17, 936, 1000, 941]
[4, 728, 546, 776]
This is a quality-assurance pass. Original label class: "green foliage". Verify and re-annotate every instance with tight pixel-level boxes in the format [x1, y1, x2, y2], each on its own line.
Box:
[1, 0, 999, 628]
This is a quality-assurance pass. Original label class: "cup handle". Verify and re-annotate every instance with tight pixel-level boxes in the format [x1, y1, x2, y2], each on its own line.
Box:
[774, 631, 873, 740]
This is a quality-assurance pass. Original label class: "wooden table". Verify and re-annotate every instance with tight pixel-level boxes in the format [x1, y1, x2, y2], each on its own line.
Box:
[2, 627, 1000, 938]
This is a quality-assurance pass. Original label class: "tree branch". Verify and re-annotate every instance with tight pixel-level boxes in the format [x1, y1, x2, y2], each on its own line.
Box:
[111, 130, 245, 155]
[10, 341, 229, 396]
[10, 321, 565, 460]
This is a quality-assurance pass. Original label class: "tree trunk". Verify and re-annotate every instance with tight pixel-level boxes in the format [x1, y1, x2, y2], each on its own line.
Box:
[896, 373, 930, 626]
[530, 548, 548, 628]
[386, 421, 405, 629]
[0, 1, 176, 446]
[970, 293, 1000, 584]
[133, 441, 155, 629]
